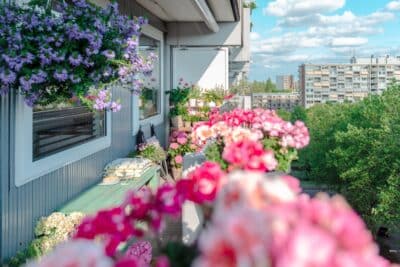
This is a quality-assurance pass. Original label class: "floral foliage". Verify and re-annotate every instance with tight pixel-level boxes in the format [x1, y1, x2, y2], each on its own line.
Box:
[27, 170, 399, 267]
[0, 0, 154, 110]
[193, 108, 310, 172]
[74, 184, 184, 257]
[167, 130, 197, 168]
[194, 171, 397, 267]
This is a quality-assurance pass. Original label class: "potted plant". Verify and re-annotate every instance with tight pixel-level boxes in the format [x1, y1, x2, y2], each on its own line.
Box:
[0, 0, 154, 111]
[182, 112, 192, 128]
[188, 86, 202, 107]
[137, 142, 167, 163]
[170, 105, 186, 128]
[168, 130, 197, 179]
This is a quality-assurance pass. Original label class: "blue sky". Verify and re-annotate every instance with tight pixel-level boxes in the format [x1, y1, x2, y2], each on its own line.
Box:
[249, 0, 400, 81]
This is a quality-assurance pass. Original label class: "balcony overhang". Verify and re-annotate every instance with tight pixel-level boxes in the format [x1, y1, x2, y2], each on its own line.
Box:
[136, 0, 239, 32]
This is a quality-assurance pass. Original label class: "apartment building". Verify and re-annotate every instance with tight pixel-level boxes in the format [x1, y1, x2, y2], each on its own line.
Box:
[252, 92, 300, 111]
[276, 75, 295, 91]
[299, 56, 400, 108]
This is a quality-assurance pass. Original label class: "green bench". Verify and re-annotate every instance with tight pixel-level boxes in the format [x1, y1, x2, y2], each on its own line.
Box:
[58, 165, 160, 214]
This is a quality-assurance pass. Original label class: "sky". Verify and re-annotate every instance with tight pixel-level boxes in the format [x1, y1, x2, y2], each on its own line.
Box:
[249, 0, 400, 81]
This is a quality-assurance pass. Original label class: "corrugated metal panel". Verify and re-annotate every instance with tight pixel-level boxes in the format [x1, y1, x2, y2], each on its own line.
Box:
[0, 93, 10, 261]
[0, 86, 166, 260]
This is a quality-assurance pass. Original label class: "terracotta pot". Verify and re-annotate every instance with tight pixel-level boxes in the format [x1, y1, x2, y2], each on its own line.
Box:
[184, 121, 192, 128]
[171, 167, 183, 180]
[171, 115, 183, 128]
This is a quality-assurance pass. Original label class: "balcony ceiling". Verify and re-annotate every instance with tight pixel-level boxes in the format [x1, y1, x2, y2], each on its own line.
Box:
[136, 0, 236, 22]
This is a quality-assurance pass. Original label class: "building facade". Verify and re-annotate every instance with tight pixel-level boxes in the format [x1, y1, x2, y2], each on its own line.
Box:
[0, 0, 250, 260]
[252, 93, 300, 111]
[299, 56, 400, 108]
[276, 75, 295, 91]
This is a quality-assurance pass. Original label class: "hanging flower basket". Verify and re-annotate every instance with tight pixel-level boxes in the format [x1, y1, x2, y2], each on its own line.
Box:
[0, 0, 156, 112]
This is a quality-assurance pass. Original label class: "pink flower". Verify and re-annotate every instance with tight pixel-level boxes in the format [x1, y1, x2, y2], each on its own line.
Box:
[185, 161, 226, 204]
[155, 183, 183, 216]
[169, 143, 179, 150]
[177, 137, 188, 145]
[25, 239, 113, 267]
[194, 207, 270, 267]
[155, 256, 170, 267]
[214, 171, 298, 215]
[125, 240, 152, 265]
[223, 139, 278, 172]
[174, 155, 183, 164]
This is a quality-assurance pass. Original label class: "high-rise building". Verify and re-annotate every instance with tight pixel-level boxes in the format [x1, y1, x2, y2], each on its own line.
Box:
[299, 56, 400, 108]
[276, 75, 295, 91]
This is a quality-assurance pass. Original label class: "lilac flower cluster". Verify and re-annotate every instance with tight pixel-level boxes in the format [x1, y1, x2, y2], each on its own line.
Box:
[91, 89, 121, 112]
[0, 0, 153, 110]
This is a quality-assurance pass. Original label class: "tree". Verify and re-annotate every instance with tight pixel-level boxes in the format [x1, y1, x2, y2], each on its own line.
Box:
[297, 84, 400, 232]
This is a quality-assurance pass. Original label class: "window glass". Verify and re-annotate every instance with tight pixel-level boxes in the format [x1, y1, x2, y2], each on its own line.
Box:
[138, 35, 161, 120]
[32, 104, 106, 161]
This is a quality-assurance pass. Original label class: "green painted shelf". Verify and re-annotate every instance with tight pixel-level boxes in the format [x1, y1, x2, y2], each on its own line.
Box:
[58, 166, 160, 214]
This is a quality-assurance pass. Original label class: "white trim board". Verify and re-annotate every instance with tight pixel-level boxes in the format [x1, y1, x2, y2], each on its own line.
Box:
[14, 95, 112, 187]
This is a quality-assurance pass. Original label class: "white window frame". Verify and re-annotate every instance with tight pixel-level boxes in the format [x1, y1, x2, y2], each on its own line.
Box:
[132, 25, 164, 135]
[14, 95, 112, 187]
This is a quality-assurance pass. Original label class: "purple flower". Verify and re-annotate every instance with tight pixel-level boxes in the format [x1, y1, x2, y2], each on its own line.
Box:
[110, 101, 121, 112]
[30, 70, 47, 84]
[24, 93, 39, 107]
[118, 66, 129, 77]
[101, 50, 115, 60]
[0, 84, 10, 96]
[68, 54, 83, 66]
[19, 77, 32, 92]
[69, 74, 81, 84]
[0, 70, 16, 84]
[53, 69, 68, 82]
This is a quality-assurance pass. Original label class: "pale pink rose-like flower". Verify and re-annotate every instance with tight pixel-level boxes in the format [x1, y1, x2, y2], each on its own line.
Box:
[169, 142, 179, 150]
[195, 125, 214, 142]
[194, 207, 270, 267]
[214, 171, 298, 215]
[25, 239, 113, 267]
[175, 155, 183, 164]
[177, 136, 187, 145]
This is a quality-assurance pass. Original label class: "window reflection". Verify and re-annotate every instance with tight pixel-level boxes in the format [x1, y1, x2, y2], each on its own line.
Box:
[139, 35, 161, 120]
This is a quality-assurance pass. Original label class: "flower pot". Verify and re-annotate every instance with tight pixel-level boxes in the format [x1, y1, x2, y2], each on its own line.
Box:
[171, 167, 183, 180]
[171, 116, 183, 128]
[184, 121, 192, 128]
[189, 98, 197, 107]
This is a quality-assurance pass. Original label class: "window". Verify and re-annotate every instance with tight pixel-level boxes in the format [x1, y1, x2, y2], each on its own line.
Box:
[15, 96, 111, 187]
[32, 105, 106, 160]
[138, 35, 161, 120]
[132, 25, 164, 135]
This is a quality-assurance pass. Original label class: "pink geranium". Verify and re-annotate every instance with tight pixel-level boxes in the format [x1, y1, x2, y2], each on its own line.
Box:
[25, 239, 113, 267]
[169, 142, 179, 150]
[174, 155, 183, 164]
[125, 240, 152, 265]
[184, 161, 226, 204]
[177, 136, 188, 145]
[155, 183, 184, 216]
[222, 139, 278, 172]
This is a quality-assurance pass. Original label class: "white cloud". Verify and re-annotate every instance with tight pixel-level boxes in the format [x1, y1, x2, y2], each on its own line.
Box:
[330, 37, 368, 47]
[264, 0, 345, 17]
[250, 32, 261, 40]
[278, 10, 395, 29]
[386, 1, 400, 11]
